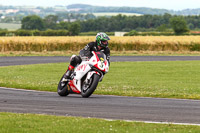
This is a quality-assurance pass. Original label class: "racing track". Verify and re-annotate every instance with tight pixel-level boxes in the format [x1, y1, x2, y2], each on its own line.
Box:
[0, 56, 200, 125]
[1, 56, 200, 66]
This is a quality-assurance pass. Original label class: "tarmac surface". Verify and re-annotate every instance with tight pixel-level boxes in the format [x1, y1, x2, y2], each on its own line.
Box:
[0, 87, 200, 125]
[1, 56, 200, 66]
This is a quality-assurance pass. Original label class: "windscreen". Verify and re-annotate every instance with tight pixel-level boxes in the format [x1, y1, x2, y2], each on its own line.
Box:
[95, 51, 106, 63]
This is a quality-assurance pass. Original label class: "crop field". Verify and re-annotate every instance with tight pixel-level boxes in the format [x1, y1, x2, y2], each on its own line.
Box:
[1, 36, 200, 53]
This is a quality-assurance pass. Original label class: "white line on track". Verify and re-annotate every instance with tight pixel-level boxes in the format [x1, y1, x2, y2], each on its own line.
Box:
[104, 119, 200, 126]
[0, 87, 55, 94]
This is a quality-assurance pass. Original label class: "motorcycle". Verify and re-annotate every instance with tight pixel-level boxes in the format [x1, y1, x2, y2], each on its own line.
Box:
[57, 51, 109, 98]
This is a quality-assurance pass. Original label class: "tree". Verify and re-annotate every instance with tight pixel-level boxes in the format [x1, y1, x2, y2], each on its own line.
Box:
[188, 23, 194, 30]
[69, 22, 81, 35]
[84, 13, 96, 20]
[56, 21, 69, 30]
[170, 16, 189, 34]
[156, 24, 168, 32]
[21, 15, 45, 30]
[44, 15, 58, 29]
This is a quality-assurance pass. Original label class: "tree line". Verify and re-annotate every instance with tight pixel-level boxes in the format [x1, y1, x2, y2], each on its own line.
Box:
[21, 15, 81, 35]
[80, 13, 196, 33]
[19, 13, 199, 35]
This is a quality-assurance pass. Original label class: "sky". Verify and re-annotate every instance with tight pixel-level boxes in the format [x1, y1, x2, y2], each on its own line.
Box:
[0, 0, 200, 10]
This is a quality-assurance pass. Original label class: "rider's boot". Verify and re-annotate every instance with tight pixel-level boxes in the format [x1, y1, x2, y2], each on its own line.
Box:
[62, 65, 75, 82]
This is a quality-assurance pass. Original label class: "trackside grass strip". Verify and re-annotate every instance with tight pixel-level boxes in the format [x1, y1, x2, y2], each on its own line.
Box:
[0, 112, 200, 133]
[0, 61, 200, 99]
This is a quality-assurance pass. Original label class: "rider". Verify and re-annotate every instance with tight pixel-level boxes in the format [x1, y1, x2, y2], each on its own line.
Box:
[63, 32, 111, 81]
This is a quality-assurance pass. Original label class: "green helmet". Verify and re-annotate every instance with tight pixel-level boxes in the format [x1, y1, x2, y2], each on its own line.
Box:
[96, 32, 110, 48]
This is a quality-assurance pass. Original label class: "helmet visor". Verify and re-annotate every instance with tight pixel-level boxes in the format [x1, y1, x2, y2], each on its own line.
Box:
[100, 40, 108, 47]
[102, 40, 108, 44]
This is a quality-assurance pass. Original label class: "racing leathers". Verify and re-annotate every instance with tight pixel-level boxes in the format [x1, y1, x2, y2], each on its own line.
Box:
[64, 41, 110, 80]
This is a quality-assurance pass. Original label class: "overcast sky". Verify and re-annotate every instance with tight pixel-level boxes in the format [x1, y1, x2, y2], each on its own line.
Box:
[0, 0, 200, 10]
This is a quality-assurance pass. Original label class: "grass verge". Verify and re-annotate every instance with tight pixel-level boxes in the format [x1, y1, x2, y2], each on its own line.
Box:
[0, 112, 200, 133]
[0, 61, 200, 99]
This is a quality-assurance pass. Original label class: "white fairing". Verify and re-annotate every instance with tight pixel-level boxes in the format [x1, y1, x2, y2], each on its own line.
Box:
[74, 62, 91, 80]
[70, 51, 109, 92]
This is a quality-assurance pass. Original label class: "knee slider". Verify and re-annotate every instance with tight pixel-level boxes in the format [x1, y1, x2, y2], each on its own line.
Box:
[70, 55, 76, 61]
[70, 55, 82, 66]
[75, 56, 82, 64]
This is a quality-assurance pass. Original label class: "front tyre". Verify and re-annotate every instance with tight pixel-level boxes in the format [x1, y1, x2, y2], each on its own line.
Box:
[57, 74, 70, 96]
[81, 74, 100, 98]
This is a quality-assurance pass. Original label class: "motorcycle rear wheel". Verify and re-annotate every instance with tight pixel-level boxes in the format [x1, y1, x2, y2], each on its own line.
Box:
[81, 74, 100, 98]
[57, 74, 70, 96]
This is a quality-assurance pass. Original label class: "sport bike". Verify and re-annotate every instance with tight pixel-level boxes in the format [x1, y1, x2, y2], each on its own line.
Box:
[57, 51, 109, 98]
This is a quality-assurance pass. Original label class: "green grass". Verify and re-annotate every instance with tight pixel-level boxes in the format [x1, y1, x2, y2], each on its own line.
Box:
[0, 61, 200, 99]
[0, 23, 21, 30]
[0, 112, 200, 133]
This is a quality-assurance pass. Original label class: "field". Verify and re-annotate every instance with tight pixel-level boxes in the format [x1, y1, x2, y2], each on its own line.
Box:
[1, 112, 200, 133]
[0, 61, 200, 99]
[1, 36, 200, 54]
[0, 23, 21, 30]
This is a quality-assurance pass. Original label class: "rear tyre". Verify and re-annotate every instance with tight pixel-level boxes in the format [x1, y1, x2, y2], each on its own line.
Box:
[81, 74, 100, 98]
[57, 74, 70, 96]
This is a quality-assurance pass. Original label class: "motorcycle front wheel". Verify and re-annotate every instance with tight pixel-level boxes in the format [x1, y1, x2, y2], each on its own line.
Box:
[81, 74, 100, 98]
[57, 74, 70, 96]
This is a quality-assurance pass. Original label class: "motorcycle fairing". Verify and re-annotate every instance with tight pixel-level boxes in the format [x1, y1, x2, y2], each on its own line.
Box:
[69, 51, 109, 93]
